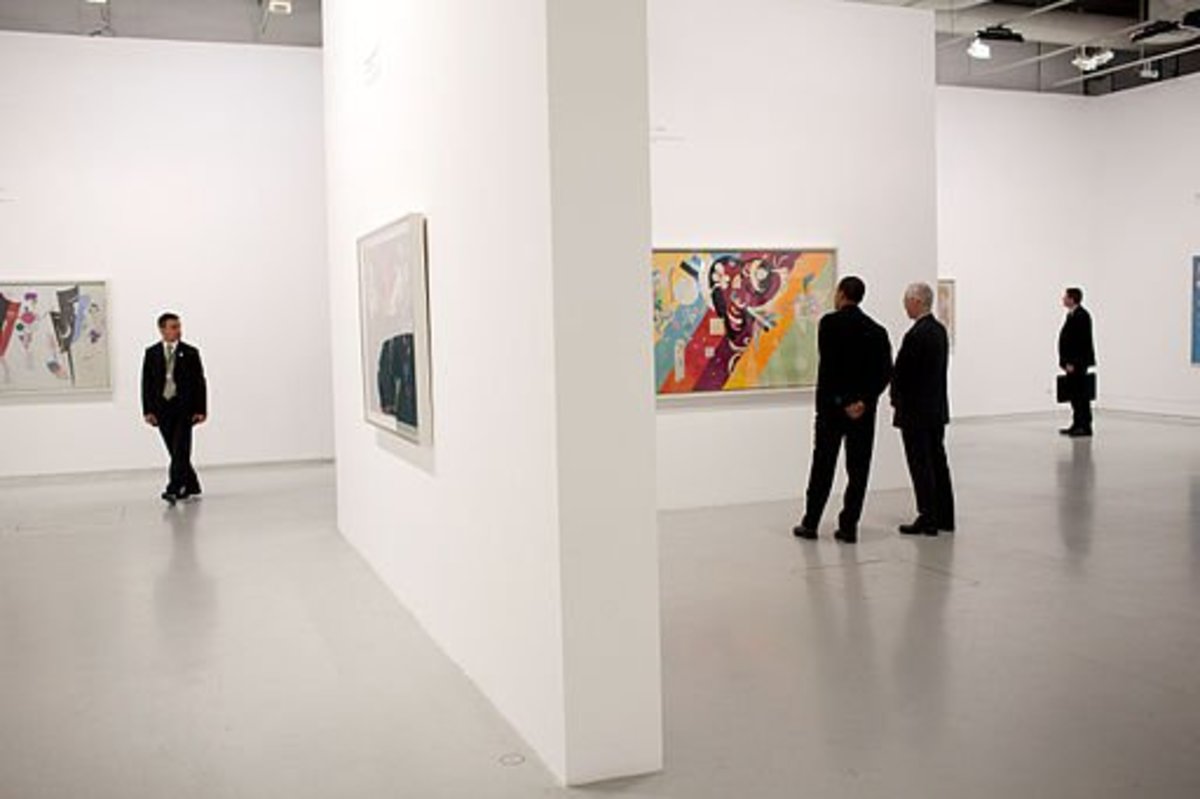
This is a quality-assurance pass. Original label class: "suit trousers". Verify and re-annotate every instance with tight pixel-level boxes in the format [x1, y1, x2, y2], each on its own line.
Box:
[158, 400, 200, 495]
[901, 425, 955, 531]
[1066, 371, 1093, 431]
[803, 410, 877, 533]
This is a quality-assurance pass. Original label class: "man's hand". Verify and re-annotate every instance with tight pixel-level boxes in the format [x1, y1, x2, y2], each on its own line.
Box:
[1064, 364, 1076, 374]
[192, 414, 207, 425]
[844, 401, 866, 421]
[144, 414, 158, 427]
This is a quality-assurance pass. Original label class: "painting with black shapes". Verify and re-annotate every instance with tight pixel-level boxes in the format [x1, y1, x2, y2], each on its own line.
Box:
[357, 214, 433, 447]
[0, 280, 111, 396]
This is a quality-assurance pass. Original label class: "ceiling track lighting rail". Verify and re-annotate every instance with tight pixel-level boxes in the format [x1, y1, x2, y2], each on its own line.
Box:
[968, 19, 1149, 80]
[1052, 38, 1200, 88]
[938, 0, 1079, 50]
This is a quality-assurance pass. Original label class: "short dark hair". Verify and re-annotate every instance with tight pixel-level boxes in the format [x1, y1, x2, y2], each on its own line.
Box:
[1065, 287, 1083, 304]
[157, 312, 180, 329]
[838, 276, 866, 304]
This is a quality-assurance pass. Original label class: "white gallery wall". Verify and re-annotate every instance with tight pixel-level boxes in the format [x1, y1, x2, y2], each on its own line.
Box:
[1090, 74, 1200, 417]
[650, 0, 940, 509]
[323, 0, 660, 786]
[936, 86, 1099, 418]
[938, 75, 1200, 419]
[0, 32, 331, 478]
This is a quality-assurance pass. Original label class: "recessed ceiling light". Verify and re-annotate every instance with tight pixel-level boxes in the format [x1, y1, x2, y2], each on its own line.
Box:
[83, 0, 108, 5]
[267, 0, 293, 14]
[967, 37, 992, 60]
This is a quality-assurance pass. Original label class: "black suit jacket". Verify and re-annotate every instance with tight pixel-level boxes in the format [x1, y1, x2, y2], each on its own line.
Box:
[142, 341, 207, 417]
[815, 305, 893, 417]
[1058, 306, 1096, 370]
[891, 315, 950, 430]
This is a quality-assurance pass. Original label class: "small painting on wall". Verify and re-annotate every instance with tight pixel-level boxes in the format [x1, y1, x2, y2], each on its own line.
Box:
[1192, 256, 1199, 366]
[0, 280, 111, 396]
[653, 249, 836, 395]
[357, 214, 433, 446]
[937, 278, 956, 350]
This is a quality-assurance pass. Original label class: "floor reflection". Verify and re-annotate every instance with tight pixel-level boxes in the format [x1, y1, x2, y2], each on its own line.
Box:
[154, 500, 216, 673]
[801, 544, 883, 769]
[893, 538, 952, 742]
[1056, 439, 1095, 567]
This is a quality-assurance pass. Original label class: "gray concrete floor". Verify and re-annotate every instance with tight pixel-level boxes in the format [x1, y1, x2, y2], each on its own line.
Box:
[2, 414, 1199, 798]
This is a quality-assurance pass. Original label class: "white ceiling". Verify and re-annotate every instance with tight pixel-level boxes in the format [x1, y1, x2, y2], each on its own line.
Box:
[0, 0, 321, 47]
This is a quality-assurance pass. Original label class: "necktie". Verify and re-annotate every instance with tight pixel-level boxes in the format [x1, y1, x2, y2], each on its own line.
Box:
[163, 345, 178, 401]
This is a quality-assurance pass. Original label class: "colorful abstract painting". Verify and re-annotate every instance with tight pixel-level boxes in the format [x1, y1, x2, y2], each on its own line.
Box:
[653, 249, 836, 395]
[358, 214, 433, 446]
[1192, 256, 1199, 366]
[0, 281, 110, 395]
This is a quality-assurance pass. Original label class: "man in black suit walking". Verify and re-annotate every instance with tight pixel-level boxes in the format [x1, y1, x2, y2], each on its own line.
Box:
[1058, 287, 1096, 437]
[793, 276, 893, 544]
[142, 312, 207, 504]
[893, 282, 955, 537]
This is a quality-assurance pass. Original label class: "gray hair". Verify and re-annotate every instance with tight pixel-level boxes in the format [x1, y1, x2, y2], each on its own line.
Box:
[905, 282, 934, 311]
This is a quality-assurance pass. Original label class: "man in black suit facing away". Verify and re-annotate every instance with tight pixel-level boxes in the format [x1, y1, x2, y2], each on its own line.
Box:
[1058, 287, 1096, 438]
[142, 312, 207, 504]
[893, 282, 955, 537]
[793, 276, 893, 544]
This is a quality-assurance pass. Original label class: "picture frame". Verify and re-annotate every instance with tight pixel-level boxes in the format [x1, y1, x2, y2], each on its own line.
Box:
[0, 279, 112, 397]
[357, 214, 434, 447]
[652, 247, 837, 397]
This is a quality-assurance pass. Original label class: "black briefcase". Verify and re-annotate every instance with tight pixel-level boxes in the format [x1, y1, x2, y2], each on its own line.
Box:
[1056, 373, 1097, 404]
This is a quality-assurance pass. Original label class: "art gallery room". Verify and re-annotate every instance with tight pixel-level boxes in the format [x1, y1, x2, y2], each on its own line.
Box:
[2, 0, 1200, 796]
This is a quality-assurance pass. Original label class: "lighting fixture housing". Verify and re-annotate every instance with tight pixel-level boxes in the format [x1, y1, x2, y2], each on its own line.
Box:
[967, 37, 992, 60]
[976, 24, 1025, 44]
[1072, 47, 1116, 72]
[267, 0, 293, 14]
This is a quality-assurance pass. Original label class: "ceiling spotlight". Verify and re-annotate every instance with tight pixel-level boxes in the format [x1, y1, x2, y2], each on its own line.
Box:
[266, 0, 293, 14]
[1072, 47, 1115, 72]
[967, 37, 992, 60]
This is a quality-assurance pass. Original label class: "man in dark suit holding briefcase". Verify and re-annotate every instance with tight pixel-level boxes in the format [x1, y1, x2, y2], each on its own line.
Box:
[142, 312, 208, 504]
[1058, 287, 1096, 438]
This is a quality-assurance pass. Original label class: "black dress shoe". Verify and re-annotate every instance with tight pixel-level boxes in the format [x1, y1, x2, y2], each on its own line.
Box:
[1068, 428, 1093, 438]
[899, 522, 938, 537]
[1059, 427, 1075, 436]
[161, 491, 178, 505]
[793, 524, 818, 540]
[834, 529, 858, 544]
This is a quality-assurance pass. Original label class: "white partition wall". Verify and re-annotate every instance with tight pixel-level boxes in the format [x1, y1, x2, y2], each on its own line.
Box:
[938, 75, 1200, 420]
[936, 87, 1100, 418]
[0, 33, 331, 477]
[1091, 74, 1200, 418]
[649, 0, 940, 510]
[322, 0, 661, 786]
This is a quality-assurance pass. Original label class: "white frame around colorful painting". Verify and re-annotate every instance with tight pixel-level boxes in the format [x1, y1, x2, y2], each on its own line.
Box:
[356, 214, 434, 448]
[0, 280, 112, 398]
[652, 247, 838, 399]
